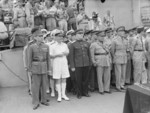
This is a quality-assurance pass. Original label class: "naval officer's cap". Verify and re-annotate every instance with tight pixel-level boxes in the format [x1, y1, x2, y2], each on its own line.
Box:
[66, 30, 74, 36]
[75, 29, 84, 34]
[116, 26, 126, 32]
[96, 30, 106, 37]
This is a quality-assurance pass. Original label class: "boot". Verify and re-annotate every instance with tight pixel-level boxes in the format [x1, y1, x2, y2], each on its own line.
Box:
[61, 83, 69, 101]
[50, 79, 55, 97]
[56, 84, 62, 102]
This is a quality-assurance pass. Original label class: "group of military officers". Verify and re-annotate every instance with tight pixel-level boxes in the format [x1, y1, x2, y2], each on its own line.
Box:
[24, 25, 150, 110]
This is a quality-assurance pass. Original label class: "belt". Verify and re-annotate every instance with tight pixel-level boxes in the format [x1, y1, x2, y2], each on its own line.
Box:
[95, 53, 108, 55]
[33, 59, 46, 62]
[134, 50, 144, 51]
[18, 16, 25, 18]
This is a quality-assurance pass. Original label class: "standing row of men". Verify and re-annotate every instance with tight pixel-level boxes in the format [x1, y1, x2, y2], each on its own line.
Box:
[24, 25, 150, 110]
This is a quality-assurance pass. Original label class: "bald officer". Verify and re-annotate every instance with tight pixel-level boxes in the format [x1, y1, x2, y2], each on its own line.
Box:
[111, 26, 127, 91]
[90, 30, 111, 94]
[28, 29, 50, 110]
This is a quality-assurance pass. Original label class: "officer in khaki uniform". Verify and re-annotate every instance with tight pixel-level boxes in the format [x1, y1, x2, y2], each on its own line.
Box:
[145, 28, 150, 83]
[111, 26, 127, 91]
[28, 29, 50, 110]
[90, 30, 111, 94]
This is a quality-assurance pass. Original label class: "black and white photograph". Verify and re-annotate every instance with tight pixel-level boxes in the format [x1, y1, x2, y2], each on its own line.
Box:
[0, 0, 150, 113]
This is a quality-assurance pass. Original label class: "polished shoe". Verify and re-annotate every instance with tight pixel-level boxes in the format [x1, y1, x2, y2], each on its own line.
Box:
[77, 94, 82, 99]
[62, 95, 70, 101]
[82, 93, 91, 97]
[41, 102, 49, 106]
[28, 90, 32, 95]
[47, 99, 50, 102]
[116, 88, 122, 92]
[33, 104, 40, 110]
[99, 92, 104, 95]
[121, 86, 126, 90]
[57, 97, 62, 102]
[104, 91, 112, 94]
[51, 93, 55, 97]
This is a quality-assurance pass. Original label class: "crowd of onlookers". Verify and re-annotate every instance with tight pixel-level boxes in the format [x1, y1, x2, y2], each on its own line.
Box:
[0, 0, 115, 33]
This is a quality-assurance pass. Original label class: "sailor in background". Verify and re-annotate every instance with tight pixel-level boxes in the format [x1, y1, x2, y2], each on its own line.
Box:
[28, 28, 50, 110]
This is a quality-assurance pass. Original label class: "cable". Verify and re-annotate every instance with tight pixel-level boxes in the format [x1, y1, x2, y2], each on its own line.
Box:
[1, 61, 28, 83]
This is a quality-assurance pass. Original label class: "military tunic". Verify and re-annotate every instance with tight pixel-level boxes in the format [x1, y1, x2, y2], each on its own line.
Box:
[69, 40, 91, 95]
[132, 35, 147, 84]
[111, 36, 127, 89]
[90, 41, 111, 92]
[28, 42, 50, 106]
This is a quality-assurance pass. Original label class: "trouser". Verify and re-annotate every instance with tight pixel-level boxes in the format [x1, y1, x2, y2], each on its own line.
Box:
[68, 18, 77, 30]
[147, 57, 150, 82]
[96, 66, 111, 92]
[111, 64, 116, 85]
[89, 66, 97, 90]
[75, 66, 90, 95]
[67, 69, 76, 92]
[26, 71, 32, 92]
[115, 64, 126, 89]
[58, 19, 68, 32]
[125, 59, 132, 84]
[32, 74, 47, 106]
[133, 51, 147, 84]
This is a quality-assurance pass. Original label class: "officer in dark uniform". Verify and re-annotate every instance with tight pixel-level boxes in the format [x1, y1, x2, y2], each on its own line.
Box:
[69, 29, 91, 99]
[28, 29, 50, 110]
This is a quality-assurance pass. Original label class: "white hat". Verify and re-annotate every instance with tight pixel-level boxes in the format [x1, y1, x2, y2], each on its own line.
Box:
[41, 29, 47, 34]
[66, 30, 74, 36]
[51, 29, 60, 36]
[146, 28, 150, 33]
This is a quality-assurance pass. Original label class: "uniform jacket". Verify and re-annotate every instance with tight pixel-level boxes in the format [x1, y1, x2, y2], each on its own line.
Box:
[90, 41, 111, 67]
[69, 40, 91, 68]
[111, 35, 127, 64]
[28, 42, 50, 74]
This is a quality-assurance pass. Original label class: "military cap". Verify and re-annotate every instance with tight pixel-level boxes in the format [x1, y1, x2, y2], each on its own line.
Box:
[96, 30, 106, 37]
[125, 30, 129, 34]
[31, 26, 40, 34]
[105, 28, 113, 33]
[91, 30, 99, 35]
[43, 31, 51, 39]
[137, 26, 144, 33]
[116, 26, 125, 32]
[51, 29, 60, 36]
[146, 28, 150, 33]
[66, 30, 74, 36]
[55, 31, 64, 37]
[84, 30, 92, 35]
[75, 29, 84, 34]
[41, 29, 47, 34]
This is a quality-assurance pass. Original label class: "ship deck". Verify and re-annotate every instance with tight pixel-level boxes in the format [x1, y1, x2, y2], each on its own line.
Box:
[0, 86, 125, 113]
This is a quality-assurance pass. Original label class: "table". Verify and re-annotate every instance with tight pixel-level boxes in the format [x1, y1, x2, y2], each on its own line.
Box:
[123, 84, 150, 113]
